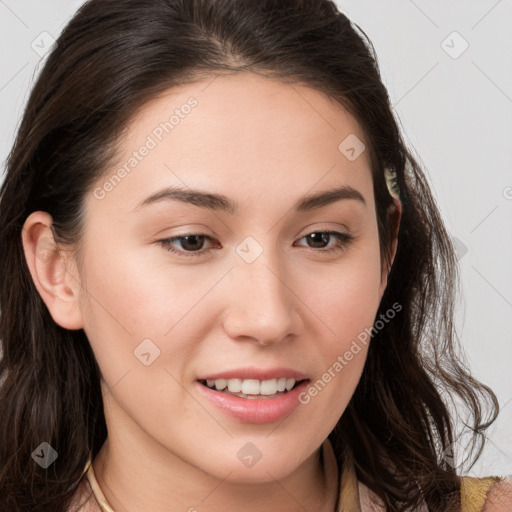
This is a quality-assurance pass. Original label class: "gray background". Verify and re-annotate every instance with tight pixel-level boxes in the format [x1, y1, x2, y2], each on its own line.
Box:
[1, 0, 511, 476]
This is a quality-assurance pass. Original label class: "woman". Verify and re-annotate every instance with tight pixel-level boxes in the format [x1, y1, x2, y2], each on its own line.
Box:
[0, 0, 510, 510]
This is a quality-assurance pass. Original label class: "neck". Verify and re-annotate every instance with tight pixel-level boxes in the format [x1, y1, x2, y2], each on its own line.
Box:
[92, 430, 339, 512]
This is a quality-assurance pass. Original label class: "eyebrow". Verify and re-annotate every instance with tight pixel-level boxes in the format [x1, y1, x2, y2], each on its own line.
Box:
[134, 184, 366, 214]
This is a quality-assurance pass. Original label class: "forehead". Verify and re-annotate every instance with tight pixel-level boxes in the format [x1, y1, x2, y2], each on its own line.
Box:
[92, 71, 373, 214]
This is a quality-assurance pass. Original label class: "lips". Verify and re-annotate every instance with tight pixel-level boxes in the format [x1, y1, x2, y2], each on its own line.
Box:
[196, 379, 310, 423]
[195, 367, 310, 423]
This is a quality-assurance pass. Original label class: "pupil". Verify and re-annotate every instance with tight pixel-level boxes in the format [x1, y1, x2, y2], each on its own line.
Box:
[182, 235, 204, 251]
[308, 232, 328, 248]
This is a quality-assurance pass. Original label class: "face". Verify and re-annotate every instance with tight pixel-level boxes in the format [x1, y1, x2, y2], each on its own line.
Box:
[71, 72, 392, 482]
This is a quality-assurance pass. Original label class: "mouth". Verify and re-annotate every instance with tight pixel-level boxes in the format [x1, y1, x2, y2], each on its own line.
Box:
[198, 377, 307, 399]
[195, 371, 311, 423]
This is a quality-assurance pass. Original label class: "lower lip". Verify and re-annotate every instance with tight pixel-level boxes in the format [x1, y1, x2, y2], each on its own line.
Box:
[195, 380, 309, 424]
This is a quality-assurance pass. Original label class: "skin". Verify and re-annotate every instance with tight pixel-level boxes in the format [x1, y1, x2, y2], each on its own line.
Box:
[22, 71, 403, 512]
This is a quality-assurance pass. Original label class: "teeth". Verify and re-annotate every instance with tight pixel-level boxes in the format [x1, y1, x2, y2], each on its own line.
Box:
[227, 379, 242, 393]
[277, 377, 286, 392]
[241, 379, 261, 395]
[214, 378, 227, 390]
[205, 377, 298, 395]
[260, 378, 277, 395]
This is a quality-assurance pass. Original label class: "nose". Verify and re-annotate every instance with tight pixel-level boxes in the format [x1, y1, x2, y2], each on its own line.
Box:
[221, 249, 302, 346]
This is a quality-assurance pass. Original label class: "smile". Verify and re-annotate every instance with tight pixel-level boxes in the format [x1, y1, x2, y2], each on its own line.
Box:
[200, 377, 300, 398]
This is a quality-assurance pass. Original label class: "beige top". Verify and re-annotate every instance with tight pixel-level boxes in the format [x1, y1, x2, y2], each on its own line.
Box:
[66, 439, 501, 512]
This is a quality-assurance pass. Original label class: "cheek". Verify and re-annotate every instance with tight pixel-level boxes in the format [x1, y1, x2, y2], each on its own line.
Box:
[296, 234, 383, 342]
[79, 240, 220, 336]
[77, 244, 198, 387]
[294, 236, 382, 416]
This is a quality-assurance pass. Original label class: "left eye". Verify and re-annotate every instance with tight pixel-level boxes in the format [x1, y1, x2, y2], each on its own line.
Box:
[159, 234, 216, 256]
[296, 231, 353, 251]
[158, 231, 353, 258]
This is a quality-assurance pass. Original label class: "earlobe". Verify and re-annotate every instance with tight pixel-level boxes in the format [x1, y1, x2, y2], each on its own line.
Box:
[21, 211, 84, 330]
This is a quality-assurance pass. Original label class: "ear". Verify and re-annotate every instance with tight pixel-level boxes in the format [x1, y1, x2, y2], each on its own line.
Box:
[379, 196, 402, 299]
[21, 211, 84, 330]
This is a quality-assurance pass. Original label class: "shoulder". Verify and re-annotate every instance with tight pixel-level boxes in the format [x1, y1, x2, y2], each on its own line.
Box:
[358, 477, 512, 512]
[482, 476, 512, 512]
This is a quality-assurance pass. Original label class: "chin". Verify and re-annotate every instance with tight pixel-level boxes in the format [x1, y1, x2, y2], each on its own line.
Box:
[196, 441, 308, 484]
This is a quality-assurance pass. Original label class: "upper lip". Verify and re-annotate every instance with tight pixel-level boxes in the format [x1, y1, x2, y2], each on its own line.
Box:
[197, 367, 309, 381]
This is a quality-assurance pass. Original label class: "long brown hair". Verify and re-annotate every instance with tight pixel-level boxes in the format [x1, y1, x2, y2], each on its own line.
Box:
[0, 1, 498, 510]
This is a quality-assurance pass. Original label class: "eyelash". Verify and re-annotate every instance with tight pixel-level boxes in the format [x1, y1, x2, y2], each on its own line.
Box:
[157, 231, 354, 258]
